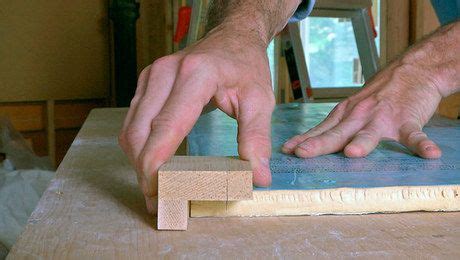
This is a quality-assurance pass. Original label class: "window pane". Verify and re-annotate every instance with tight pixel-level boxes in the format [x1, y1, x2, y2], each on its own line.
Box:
[300, 17, 362, 88]
[267, 40, 276, 89]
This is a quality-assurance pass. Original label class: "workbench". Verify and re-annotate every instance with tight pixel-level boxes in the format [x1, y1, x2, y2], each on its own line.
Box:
[8, 103, 460, 259]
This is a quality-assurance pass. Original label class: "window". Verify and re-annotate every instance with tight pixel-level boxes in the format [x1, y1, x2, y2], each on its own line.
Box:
[300, 17, 364, 88]
[269, 0, 382, 101]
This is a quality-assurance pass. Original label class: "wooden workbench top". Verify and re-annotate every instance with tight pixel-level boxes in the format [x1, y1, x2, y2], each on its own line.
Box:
[8, 105, 460, 259]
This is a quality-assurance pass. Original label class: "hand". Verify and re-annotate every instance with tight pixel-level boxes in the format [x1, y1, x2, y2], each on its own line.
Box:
[282, 61, 444, 159]
[283, 20, 459, 160]
[119, 28, 275, 213]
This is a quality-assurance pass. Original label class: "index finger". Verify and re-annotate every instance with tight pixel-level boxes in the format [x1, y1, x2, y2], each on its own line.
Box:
[137, 69, 215, 197]
[237, 85, 275, 187]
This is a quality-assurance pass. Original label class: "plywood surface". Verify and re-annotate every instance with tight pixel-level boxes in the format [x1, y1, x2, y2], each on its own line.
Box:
[8, 106, 460, 259]
[189, 103, 460, 217]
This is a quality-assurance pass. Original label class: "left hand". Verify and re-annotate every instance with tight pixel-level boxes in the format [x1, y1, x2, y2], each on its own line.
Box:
[281, 61, 444, 159]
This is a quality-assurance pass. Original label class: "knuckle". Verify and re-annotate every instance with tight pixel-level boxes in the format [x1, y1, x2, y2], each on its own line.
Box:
[408, 131, 427, 141]
[337, 99, 349, 111]
[150, 115, 186, 139]
[292, 134, 305, 143]
[238, 129, 271, 145]
[151, 55, 176, 69]
[328, 100, 349, 120]
[327, 128, 343, 138]
[135, 150, 168, 185]
[301, 138, 319, 149]
[179, 54, 209, 75]
[119, 127, 143, 148]
[129, 95, 140, 108]
[138, 65, 152, 80]
[356, 130, 376, 140]
[352, 98, 376, 115]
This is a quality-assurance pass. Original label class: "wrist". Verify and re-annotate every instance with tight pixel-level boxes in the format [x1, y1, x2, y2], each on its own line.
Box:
[205, 0, 302, 48]
[392, 58, 443, 101]
[206, 22, 271, 49]
[433, 64, 460, 97]
[401, 21, 460, 97]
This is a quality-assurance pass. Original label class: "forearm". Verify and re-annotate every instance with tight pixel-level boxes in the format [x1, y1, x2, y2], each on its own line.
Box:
[401, 20, 460, 97]
[205, 0, 302, 47]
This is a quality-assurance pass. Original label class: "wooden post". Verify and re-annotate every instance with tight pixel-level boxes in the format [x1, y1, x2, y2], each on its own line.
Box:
[46, 100, 56, 168]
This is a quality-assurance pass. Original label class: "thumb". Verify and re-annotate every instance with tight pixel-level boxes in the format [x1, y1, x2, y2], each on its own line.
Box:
[236, 87, 274, 187]
[399, 121, 442, 159]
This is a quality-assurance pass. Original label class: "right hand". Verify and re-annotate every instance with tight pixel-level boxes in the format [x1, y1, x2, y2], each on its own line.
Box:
[119, 28, 275, 214]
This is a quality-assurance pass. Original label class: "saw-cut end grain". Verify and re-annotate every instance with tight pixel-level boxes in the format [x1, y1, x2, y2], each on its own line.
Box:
[158, 156, 253, 230]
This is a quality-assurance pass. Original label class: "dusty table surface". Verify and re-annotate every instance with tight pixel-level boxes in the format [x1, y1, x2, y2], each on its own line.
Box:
[8, 105, 460, 259]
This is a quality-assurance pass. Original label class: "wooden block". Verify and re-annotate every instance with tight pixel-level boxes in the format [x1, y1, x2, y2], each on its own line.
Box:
[157, 156, 253, 230]
[157, 199, 189, 231]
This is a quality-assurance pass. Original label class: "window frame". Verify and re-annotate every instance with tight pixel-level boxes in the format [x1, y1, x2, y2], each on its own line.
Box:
[273, 0, 413, 102]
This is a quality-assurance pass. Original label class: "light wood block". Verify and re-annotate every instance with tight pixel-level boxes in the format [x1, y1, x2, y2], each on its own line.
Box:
[157, 156, 252, 230]
[157, 199, 189, 230]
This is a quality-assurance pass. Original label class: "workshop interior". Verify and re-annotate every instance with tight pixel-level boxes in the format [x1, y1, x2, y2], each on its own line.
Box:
[1, 0, 459, 258]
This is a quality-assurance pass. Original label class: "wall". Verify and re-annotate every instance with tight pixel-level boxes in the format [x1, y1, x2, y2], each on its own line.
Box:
[0, 0, 173, 166]
[0, 1, 111, 166]
[0, 0, 110, 102]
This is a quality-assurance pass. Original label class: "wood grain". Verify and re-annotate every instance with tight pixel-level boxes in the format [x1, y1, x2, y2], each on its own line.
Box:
[384, 0, 411, 62]
[8, 108, 460, 258]
[157, 199, 189, 230]
[46, 100, 56, 167]
[157, 156, 252, 230]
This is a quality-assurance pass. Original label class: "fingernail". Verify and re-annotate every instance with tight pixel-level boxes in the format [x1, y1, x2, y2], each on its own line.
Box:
[260, 157, 270, 166]
[257, 158, 270, 175]
[145, 196, 158, 215]
[425, 146, 435, 151]
[283, 140, 296, 149]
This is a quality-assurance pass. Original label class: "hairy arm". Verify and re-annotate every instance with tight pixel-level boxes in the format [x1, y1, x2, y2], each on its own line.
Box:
[206, 0, 301, 46]
[401, 20, 460, 97]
